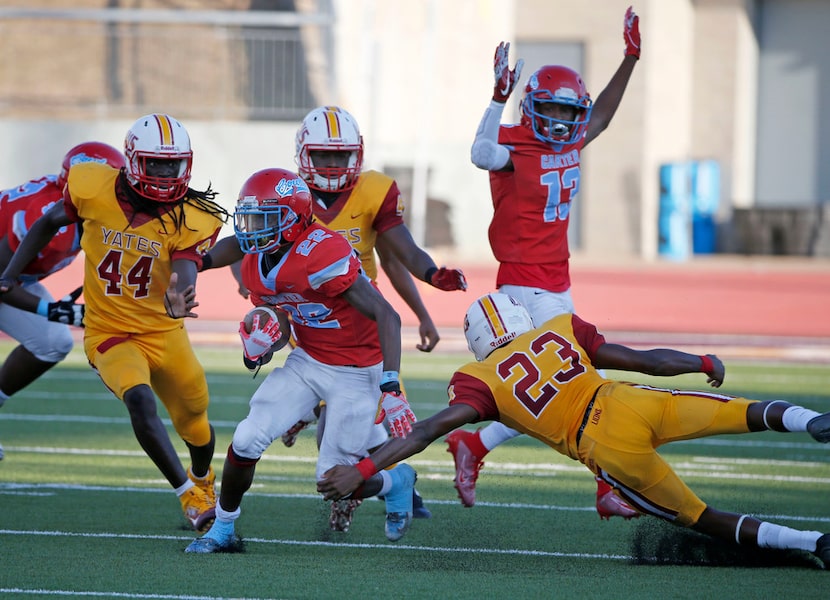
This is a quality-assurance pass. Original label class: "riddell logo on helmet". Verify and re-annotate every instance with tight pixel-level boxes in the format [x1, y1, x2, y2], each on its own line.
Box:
[490, 332, 517, 349]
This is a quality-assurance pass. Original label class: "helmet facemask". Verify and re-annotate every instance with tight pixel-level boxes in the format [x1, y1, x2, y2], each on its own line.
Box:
[295, 106, 364, 192]
[233, 169, 313, 254]
[521, 91, 592, 148]
[124, 114, 193, 203]
[234, 202, 301, 254]
[520, 66, 593, 149]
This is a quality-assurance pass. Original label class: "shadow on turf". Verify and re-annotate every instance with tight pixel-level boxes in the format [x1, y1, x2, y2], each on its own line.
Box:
[630, 519, 823, 570]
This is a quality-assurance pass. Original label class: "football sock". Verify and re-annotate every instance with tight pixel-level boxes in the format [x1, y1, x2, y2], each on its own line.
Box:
[756, 522, 822, 551]
[188, 465, 211, 481]
[174, 480, 195, 497]
[781, 406, 821, 432]
[480, 422, 521, 450]
[464, 427, 494, 460]
[215, 501, 241, 523]
[377, 470, 393, 497]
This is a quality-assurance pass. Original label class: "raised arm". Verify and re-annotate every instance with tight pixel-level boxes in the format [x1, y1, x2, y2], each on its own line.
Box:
[470, 41, 523, 172]
[584, 6, 641, 146]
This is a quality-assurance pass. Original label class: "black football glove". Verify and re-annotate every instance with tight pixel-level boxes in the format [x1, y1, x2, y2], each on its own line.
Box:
[47, 286, 85, 327]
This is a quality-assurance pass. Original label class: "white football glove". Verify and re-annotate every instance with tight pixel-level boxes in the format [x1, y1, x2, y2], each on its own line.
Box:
[375, 390, 417, 438]
[239, 310, 283, 362]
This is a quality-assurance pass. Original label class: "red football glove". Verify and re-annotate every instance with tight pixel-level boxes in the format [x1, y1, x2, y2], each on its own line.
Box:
[624, 6, 641, 59]
[375, 389, 416, 439]
[239, 313, 283, 362]
[428, 266, 467, 291]
[492, 41, 524, 103]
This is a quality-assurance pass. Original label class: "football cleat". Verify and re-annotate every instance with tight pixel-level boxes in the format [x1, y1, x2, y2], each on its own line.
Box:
[282, 419, 313, 447]
[446, 429, 484, 507]
[385, 512, 412, 543]
[412, 489, 432, 519]
[807, 413, 830, 443]
[184, 533, 244, 554]
[188, 465, 216, 507]
[596, 479, 639, 520]
[384, 464, 416, 542]
[813, 533, 830, 569]
[329, 498, 363, 532]
[179, 486, 216, 532]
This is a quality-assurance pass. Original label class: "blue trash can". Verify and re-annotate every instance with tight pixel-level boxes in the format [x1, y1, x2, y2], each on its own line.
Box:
[690, 160, 720, 254]
[658, 162, 692, 261]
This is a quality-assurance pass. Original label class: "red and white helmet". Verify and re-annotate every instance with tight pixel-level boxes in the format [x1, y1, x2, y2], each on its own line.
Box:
[234, 168, 314, 254]
[124, 113, 193, 203]
[520, 65, 593, 147]
[463, 293, 534, 361]
[295, 106, 364, 192]
[58, 141, 125, 190]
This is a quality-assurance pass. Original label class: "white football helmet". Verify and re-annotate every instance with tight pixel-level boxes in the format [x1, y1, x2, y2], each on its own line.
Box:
[464, 293, 534, 361]
[124, 113, 193, 203]
[295, 106, 364, 192]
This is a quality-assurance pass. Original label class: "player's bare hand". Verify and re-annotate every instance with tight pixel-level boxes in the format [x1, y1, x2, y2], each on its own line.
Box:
[416, 318, 440, 352]
[164, 272, 199, 319]
[318, 465, 363, 501]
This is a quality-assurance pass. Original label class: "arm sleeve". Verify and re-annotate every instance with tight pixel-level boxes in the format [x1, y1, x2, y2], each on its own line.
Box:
[447, 371, 500, 422]
[470, 100, 511, 171]
[571, 314, 608, 361]
[372, 180, 406, 236]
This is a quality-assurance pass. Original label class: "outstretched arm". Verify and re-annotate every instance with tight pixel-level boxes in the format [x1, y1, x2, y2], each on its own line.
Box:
[318, 403, 479, 500]
[593, 343, 724, 387]
[584, 6, 641, 146]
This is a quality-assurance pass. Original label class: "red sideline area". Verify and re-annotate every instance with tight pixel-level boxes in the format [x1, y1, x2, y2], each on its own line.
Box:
[31, 254, 830, 361]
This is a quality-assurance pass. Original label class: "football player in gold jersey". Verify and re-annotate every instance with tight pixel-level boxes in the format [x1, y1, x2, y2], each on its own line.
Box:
[0, 114, 229, 532]
[319, 292, 830, 569]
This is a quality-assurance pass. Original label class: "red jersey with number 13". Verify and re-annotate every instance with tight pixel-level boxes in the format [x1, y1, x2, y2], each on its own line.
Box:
[489, 124, 586, 291]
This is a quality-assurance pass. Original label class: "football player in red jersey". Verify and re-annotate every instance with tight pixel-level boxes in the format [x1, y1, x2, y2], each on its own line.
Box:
[0, 115, 229, 532]
[448, 6, 642, 518]
[319, 292, 830, 570]
[187, 168, 418, 553]
[0, 142, 124, 460]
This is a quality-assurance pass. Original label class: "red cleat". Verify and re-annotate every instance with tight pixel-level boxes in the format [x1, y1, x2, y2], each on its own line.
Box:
[595, 478, 639, 520]
[446, 430, 485, 507]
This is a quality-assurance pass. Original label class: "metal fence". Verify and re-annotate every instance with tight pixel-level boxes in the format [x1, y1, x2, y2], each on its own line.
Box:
[0, 7, 332, 121]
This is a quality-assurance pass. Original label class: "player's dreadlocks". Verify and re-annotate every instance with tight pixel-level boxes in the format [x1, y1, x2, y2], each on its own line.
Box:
[116, 171, 230, 232]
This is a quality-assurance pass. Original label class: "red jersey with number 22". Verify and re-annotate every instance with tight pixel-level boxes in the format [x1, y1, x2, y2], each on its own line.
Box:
[241, 222, 383, 367]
